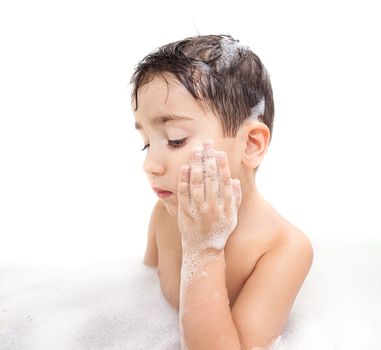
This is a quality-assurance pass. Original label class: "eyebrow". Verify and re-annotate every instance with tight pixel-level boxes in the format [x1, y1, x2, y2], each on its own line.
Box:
[134, 114, 194, 130]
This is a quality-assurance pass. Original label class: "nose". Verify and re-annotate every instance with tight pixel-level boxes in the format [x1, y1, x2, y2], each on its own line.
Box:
[142, 149, 165, 176]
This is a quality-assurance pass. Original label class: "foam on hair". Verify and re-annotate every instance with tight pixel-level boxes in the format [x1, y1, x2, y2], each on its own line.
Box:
[219, 36, 250, 65]
[250, 97, 266, 121]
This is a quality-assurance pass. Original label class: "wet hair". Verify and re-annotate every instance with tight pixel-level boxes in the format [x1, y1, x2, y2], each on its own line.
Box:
[130, 34, 274, 142]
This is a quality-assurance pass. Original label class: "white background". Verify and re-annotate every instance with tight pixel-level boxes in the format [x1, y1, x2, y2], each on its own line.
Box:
[1, 0, 380, 267]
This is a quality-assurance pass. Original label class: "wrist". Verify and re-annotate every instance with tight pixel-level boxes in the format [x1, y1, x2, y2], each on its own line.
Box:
[182, 245, 224, 259]
[181, 236, 227, 257]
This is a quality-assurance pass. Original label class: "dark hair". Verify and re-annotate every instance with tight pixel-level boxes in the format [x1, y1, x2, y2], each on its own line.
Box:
[130, 34, 274, 142]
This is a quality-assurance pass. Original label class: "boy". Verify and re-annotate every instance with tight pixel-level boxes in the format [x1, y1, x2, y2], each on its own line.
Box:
[130, 34, 313, 350]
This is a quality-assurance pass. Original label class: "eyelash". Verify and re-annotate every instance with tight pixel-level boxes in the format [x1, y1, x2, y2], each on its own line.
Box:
[141, 138, 187, 151]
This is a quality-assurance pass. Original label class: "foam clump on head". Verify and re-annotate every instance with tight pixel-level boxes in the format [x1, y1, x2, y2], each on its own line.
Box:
[250, 97, 266, 121]
[219, 36, 250, 65]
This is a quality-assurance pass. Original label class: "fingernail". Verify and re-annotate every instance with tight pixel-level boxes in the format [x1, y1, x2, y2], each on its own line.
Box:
[204, 139, 214, 149]
[216, 151, 226, 161]
[193, 147, 203, 159]
[216, 151, 223, 159]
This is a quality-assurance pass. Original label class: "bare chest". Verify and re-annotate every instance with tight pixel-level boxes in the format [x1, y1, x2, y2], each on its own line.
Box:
[156, 227, 266, 311]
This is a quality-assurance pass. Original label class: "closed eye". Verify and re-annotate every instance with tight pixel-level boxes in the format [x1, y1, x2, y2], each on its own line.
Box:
[168, 138, 187, 148]
[141, 138, 187, 151]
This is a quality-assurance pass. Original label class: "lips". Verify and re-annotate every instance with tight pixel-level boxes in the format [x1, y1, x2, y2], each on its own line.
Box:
[152, 187, 173, 195]
[152, 187, 173, 199]
[152, 187, 172, 198]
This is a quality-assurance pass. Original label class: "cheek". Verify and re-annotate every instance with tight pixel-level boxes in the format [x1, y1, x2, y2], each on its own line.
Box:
[174, 148, 193, 171]
[172, 156, 190, 188]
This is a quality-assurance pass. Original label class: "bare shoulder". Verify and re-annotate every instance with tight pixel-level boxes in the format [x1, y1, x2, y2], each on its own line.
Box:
[143, 200, 168, 267]
[234, 197, 314, 268]
[253, 196, 314, 261]
[277, 222, 314, 264]
[230, 212, 314, 348]
[240, 200, 315, 283]
[263, 212, 314, 270]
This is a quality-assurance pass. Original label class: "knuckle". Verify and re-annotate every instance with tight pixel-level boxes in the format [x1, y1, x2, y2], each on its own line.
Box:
[200, 203, 208, 213]
[191, 179, 204, 186]
[221, 177, 232, 186]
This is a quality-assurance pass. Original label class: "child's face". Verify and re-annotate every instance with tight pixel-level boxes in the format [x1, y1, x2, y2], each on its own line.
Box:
[132, 74, 236, 216]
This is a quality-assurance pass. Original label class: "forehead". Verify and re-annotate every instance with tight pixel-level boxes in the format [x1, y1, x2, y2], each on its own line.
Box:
[132, 74, 224, 137]
[133, 74, 207, 122]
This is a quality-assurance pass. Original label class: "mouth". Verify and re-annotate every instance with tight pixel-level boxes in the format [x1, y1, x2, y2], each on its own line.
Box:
[156, 191, 173, 199]
[152, 187, 173, 199]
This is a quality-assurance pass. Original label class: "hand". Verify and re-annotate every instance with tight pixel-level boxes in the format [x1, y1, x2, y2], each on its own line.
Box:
[177, 139, 242, 253]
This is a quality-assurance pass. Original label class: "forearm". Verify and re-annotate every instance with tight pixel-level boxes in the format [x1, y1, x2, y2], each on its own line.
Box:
[179, 248, 242, 350]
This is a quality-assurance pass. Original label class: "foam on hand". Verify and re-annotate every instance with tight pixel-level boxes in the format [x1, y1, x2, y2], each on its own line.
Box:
[179, 145, 240, 349]
[181, 146, 238, 290]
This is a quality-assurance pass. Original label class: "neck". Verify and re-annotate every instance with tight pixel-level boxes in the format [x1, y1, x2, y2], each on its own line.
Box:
[237, 170, 269, 221]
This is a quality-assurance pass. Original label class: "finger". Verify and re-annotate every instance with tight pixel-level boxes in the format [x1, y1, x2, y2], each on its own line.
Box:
[190, 146, 204, 209]
[204, 157, 219, 206]
[202, 141, 219, 206]
[232, 179, 242, 208]
[216, 151, 233, 211]
[178, 165, 191, 211]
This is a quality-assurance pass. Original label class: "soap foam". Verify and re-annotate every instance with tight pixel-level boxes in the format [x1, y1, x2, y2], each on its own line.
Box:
[180, 143, 240, 347]
[220, 36, 250, 65]
[0, 259, 181, 350]
[179, 208, 237, 349]
[183, 146, 237, 288]
[250, 97, 265, 120]
[1, 239, 381, 349]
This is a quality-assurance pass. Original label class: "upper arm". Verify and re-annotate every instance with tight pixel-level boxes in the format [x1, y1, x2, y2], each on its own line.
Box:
[231, 231, 314, 349]
[143, 200, 163, 267]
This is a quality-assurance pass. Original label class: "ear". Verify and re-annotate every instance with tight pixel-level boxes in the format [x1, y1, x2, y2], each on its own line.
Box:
[239, 121, 271, 169]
